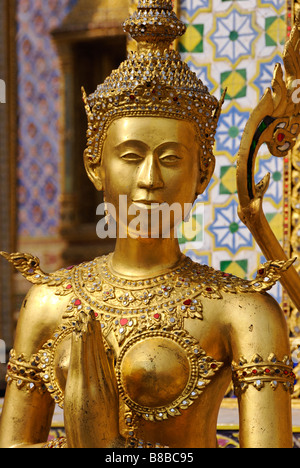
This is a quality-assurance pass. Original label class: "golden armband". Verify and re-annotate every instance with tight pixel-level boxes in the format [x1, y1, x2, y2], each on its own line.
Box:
[6, 349, 47, 394]
[232, 354, 295, 396]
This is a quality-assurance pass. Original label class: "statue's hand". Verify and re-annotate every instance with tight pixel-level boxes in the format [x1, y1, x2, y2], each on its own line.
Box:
[64, 311, 123, 448]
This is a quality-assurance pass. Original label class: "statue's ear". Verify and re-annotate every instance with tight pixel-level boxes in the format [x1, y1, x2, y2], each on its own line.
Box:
[84, 151, 104, 191]
[196, 153, 215, 195]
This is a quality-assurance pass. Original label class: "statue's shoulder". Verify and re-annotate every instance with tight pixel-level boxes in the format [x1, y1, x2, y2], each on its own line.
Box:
[0, 251, 106, 305]
[186, 256, 294, 299]
[187, 257, 293, 356]
[0, 252, 100, 354]
[0, 251, 77, 288]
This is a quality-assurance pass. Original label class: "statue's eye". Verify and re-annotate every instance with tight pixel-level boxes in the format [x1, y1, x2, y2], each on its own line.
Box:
[121, 153, 143, 162]
[160, 154, 181, 163]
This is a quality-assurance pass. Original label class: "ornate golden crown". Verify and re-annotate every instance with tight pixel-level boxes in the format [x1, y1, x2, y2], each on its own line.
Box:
[82, 0, 223, 174]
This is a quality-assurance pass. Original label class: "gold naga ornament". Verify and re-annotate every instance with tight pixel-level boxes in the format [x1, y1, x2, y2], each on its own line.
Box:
[237, 18, 300, 312]
[0, 0, 298, 449]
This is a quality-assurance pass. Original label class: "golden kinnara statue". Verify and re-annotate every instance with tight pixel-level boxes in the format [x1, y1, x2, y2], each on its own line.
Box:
[0, 0, 299, 448]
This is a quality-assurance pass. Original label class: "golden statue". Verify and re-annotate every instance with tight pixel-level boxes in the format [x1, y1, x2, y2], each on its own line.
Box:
[0, 0, 299, 448]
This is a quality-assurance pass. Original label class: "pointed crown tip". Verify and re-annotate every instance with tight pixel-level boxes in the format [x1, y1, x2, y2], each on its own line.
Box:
[124, 0, 185, 46]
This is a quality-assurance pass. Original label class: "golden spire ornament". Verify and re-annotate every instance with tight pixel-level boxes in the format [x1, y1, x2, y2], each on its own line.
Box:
[82, 0, 223, 181]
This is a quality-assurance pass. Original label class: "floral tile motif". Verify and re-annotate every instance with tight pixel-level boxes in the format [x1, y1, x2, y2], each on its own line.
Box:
[209, 7, 259, 64]
[207, 198, 253, 254]
[215, 104, 250, 160]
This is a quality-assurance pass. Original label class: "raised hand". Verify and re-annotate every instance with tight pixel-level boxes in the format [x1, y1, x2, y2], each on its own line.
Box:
[64, 310, 124, 448]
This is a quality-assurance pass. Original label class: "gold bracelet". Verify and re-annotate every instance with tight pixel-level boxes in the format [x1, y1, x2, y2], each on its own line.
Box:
[6, 349, 46, 394]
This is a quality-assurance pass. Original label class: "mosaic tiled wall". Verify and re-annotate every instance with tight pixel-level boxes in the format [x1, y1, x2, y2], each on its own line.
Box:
[16, 0, 77, 238]
[178, 0, 286, 306]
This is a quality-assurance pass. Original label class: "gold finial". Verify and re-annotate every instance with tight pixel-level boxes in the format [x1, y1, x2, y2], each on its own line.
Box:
[123, 0, 186, 53]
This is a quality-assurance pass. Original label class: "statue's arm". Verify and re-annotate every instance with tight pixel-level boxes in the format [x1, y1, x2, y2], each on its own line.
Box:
[0, 284, 63, 448]
[228, 293, 293, 448]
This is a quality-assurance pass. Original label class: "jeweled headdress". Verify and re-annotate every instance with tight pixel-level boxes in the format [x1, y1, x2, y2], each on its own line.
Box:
[82, 0, 223, 175]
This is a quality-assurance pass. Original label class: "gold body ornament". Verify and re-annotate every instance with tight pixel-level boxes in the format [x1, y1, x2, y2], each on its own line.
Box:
[1, 252, 295, 440]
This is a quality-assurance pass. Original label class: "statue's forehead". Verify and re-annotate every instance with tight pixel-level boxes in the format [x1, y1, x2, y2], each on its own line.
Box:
[106, 116, 197, 137]
[104, 117, 198, 150]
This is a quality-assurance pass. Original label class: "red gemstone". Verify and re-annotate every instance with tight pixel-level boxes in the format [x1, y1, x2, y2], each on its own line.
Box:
[66, 266, 74, 270]
[183, 299, 192, 306]
[154, 313, 161, 320]
[252, 369, 258, 375]
[66, 284, 72, 290]
[258, 269, 265, 275]
[277, 133, 285, 142]
[129, 95, 135, 100]
[211, 363, 217, 369]
[173, 96, 178, 102]
[206, 287, 213, 292]
[120, 318, 128, 326]
[265, 368, 270, 374]
[74, 299, 81, 306]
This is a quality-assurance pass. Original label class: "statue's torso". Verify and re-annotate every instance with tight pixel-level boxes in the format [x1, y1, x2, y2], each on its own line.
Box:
[26, 253, 276, 448]
[5, 252, 285, 448]
[51, 307, 232, 447]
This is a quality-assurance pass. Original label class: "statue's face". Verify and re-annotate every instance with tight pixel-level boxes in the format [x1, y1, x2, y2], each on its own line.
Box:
[90, 117, 210, 238]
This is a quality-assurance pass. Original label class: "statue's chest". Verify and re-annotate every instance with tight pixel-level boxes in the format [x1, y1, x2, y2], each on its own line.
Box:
[114, 327, 223, 423]
[42, 316, 223, 432]
[35, 254, 272, 425]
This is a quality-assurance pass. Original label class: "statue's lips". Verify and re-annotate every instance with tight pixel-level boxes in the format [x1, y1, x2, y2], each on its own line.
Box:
[132, 200, 167, 211]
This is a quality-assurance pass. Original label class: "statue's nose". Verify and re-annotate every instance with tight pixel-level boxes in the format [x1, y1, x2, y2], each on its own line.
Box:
[137, 155, 164, 190]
